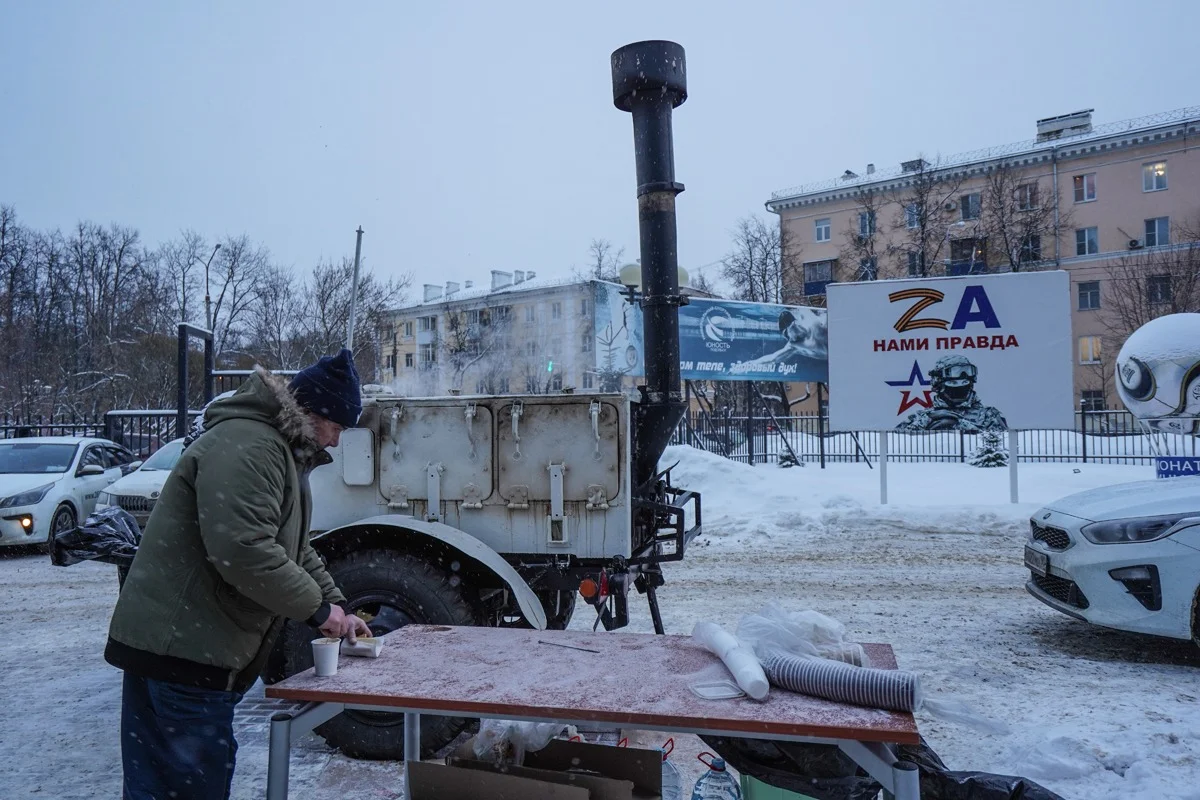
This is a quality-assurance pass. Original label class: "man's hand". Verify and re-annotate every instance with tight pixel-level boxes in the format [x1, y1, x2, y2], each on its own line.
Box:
[318, 605, 372, 643]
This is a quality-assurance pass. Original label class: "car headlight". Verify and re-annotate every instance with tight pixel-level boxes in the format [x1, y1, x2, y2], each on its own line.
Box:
[1080, 512, 1200, 544]
[96, 491, 112, 508]
[0, 483, 55, 509]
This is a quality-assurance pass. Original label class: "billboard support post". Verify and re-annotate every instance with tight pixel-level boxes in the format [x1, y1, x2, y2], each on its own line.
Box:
[879, 431, 889, 505]
[1009, 430, 1020, 503]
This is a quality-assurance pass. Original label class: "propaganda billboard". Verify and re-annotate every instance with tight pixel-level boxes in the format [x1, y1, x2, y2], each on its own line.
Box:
[592, 282, 828, 383]
[826, 271, 1073, 432]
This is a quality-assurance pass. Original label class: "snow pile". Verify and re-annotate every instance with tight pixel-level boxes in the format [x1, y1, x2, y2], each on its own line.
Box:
[662, 444, 1152, 544]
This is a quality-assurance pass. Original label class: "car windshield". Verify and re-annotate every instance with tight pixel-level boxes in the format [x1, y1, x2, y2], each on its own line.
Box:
[139, 440, 184, 471]
[0, 443, 79, 474]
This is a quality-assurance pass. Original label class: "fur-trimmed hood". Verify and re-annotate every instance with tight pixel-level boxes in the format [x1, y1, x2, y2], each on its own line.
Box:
[191, 366, 328, 466]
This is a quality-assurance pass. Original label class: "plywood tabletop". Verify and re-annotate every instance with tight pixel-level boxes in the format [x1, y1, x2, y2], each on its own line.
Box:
[266, 625, 920, 745]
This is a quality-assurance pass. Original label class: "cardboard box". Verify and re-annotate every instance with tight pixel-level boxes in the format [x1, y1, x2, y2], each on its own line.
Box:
[431, 737, 663, 800]
[406, 760, 589, 800]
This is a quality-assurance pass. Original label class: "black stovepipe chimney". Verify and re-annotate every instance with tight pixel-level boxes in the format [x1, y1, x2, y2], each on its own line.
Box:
[610, 40, 689, 490]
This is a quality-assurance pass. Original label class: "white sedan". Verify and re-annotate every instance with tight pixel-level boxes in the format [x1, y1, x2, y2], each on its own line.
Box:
[1025, 477, 1200, 642]
[0, 437, 139, 549]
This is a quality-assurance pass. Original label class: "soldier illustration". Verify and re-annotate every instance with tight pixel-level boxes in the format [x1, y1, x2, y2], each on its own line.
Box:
[896, 355, 1007, 432]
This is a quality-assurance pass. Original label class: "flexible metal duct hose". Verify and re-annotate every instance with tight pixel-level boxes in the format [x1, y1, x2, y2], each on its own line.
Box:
[761, 652, 922, 712]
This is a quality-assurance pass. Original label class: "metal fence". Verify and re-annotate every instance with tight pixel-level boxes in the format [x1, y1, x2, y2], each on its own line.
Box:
[672, 410, 1190, 466]
[0, 413, 105, 440]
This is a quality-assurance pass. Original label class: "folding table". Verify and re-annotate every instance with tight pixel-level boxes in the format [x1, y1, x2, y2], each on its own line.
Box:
[264, 624, 921, 799]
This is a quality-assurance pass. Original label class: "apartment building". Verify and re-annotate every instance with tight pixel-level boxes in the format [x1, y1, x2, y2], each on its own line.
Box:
[766, 105, 1200, 409]
[378, 270, 600, 396]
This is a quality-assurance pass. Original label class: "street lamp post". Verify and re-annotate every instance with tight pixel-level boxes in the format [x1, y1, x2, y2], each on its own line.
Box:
[203, 243, 221, 332]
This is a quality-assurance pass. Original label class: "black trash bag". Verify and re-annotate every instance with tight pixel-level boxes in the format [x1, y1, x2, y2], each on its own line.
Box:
[49, 506, 142, 570]
[702, 735, 1065, 800]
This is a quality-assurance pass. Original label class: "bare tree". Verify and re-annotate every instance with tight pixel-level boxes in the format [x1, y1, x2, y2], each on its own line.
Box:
[721, 215, 795, 303]
[979, 162, 1069, 272]
[207, 235, 271, 361]
[584, 238, 625, 283]
[291, 257, 411, 379]
[1102, 217, 1200, 343]
[158, 230, 210, 325]
[441, 301, 513, 392]
[839, 187, 886, 281]
[886, 157, 969, 278]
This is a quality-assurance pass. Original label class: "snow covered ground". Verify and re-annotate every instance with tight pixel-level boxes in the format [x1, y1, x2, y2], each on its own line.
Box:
[2, 447, 1198, 799]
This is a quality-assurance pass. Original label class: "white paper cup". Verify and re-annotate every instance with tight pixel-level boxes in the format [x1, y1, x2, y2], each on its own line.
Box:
[312, 637, 341, 677]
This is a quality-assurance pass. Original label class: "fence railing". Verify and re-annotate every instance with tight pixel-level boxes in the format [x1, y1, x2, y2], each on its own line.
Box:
[672, 410, 1187, 466]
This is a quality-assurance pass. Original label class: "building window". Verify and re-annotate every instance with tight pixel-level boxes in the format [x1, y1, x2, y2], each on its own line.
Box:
[582, 331, 593, 353]
[1019, 234, 1042, 265]
[1143, 161, 1168, 192]
[582, 372, 595, 390]
[403, 321, 414, 337]
[550, 373, 563, 392]
[858, 211, 875, 237]
[580, 298, 590, 317]
[948, 237, 987, 274]
[525, 375, 539, 393]
[1075, 227, 1098, 256]
[1145, 217, 1170, 247]
[386, 354, 396, 372]
[466, 309, 483, 326]
[498, 377, 510, 394]
[960, 193, 981, 222]
[476, 379, 488, 394]
[815, 218, 831, 242]
[1148, 274, 1172, 305]
[907, 251, 925, 277]
[1078, 335, 1102, 365]
[1081, 390, 1105, 412]
[418, 315, 437, 332]
[525, 305, 536, 323]
[494, 306, 512, 323]
[552, 301, 562, 320]
[405, 352, 414, 368]
[857, 257, 877, 281]
[1017, 183, 1039, 211]
[904, 204, 919, 229]
[803, 259, 835, 296]
[418, 343, 437, 366]
[1078, 281, 1100, 311]
[525, 341, 538, 356]
[1073, 173, 1096, 203]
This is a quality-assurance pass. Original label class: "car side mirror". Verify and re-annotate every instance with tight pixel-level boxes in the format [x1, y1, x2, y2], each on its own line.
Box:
[128, 461, 144, 471]
[78, 464, 106, 477]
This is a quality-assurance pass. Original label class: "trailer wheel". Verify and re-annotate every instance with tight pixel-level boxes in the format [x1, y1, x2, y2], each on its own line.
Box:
[266, 549, 478, 760]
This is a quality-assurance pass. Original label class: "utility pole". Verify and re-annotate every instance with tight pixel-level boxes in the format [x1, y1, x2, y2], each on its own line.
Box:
[203, 242, 221, 332]
[346, 227, 365, 351]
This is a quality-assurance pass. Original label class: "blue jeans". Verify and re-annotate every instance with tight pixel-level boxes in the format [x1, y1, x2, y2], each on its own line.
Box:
[121, 672, 244, 800]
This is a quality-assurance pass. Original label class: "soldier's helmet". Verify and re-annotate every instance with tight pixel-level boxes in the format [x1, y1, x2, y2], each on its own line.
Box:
[929, 355, 977, 407]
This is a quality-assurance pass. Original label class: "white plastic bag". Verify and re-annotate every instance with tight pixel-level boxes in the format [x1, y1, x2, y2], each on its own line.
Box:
[736, 603, 870, 667]
[472, 719, 577, 764]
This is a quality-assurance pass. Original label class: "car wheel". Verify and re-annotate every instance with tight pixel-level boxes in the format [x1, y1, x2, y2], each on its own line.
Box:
[1192, 585, 1200, 649]
[43, 504, 77, 554]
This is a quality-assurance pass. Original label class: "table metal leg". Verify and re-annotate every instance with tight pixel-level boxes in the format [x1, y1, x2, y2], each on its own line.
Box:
[892, 760, 920, 800]
[404, 712, 421, 762]
[266, 711, 293, 800]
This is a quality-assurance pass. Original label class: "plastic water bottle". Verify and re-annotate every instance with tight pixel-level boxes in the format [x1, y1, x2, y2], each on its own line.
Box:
[690, 753, 741, 800]
[660, 738, 684, 800]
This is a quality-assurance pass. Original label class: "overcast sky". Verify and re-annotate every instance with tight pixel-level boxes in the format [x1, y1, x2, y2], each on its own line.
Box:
[2, 0, 1196, 297]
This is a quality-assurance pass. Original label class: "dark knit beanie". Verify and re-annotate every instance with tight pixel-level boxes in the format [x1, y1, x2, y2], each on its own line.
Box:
[288, 348, 362, 428]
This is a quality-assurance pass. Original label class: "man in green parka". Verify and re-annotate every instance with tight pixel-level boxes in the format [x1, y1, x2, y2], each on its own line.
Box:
[106, 349, 371, 800]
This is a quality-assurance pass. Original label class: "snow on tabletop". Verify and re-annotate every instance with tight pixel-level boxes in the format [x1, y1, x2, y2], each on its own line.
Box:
[268, 625, 918, 744]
